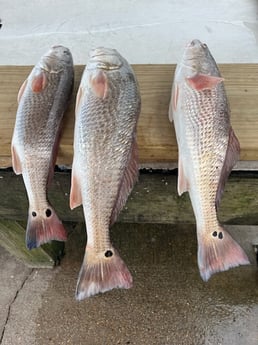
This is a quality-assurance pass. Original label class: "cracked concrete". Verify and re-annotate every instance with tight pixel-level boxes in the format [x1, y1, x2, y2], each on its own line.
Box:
[0, 247, 58, 345]
[0, 266, 33, 343]
[0, 223, 258, 345]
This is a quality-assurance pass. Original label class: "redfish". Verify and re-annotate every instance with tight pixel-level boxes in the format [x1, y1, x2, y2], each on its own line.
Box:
[70, 47, 141, 299]
[169, 39, 249, 281]
[11, 45, 74, 249]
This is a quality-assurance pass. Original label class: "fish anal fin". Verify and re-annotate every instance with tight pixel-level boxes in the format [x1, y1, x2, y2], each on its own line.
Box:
[70, 170, 82, 209]
[186, 74, 224, 91]
[216, 127, 240, 208]
[31, 70, 48, 93]
[47, 127, 63, 187]
[76, 246, 133, 300]
[197, 226, 249, 282]
[178, 156, 189, 196]
[26, 205, 67, 249]
[11, 145, 22, 175]
[17, 79, 28, 103]
[75, 86, 83, 115]
[90, 70, 108, 99]
[110, 136, 139, 226]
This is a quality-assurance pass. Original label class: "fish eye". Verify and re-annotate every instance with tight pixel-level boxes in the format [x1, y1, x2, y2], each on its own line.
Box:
[202, 43, 207, 49]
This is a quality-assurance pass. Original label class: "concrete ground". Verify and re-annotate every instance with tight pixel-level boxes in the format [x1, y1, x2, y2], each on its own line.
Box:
[1, 222, 258, 345]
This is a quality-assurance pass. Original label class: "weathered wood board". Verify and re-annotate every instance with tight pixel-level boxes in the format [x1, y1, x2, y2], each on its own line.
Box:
[0, 64, 257, 168]
[0, 170, 257, 226]
[0, 217, 66, 268]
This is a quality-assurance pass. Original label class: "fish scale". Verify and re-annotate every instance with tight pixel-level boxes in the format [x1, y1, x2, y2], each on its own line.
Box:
[70, 47, 141, 299]
[169, 39, 249, 281]
[11, 45, 74, 249]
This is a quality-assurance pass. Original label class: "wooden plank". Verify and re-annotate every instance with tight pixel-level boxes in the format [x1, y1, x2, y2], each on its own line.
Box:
[0, 220, 55, 268]
[0, 64, 257, 168]
[0, 171, 257, 225]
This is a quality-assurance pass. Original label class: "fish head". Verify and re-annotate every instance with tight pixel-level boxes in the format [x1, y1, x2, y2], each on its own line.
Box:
[180, 39, 218, 77]
[39, 45, 73, 74]
[87, 47, 123, 71]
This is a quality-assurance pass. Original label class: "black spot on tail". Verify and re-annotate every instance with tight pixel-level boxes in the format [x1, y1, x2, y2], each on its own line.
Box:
[218, 232, 223, 239]
[46, 209, 52, 217]
[105, 250, 113, 258]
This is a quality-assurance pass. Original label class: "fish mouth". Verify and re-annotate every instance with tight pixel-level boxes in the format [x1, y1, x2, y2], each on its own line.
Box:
[186, 39, 208, 50]
[88, 47, 123, 70]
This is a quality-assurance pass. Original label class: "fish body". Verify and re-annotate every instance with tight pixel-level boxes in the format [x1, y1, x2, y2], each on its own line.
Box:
[11, 45, 74, 249]
[70, 47, 141, 299]
[169, 39, 249, 281]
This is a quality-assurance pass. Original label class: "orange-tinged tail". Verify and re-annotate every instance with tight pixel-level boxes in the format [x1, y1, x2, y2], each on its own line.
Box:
[26, 205, 67, 249]
[197, 226, 250, 281]
[76, 246, 133, 300]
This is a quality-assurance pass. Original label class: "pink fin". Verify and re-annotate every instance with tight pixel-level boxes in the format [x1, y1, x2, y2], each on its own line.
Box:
[70, 171, 82, 209]
[17, 79, 28, 103]
[47, 127, 63, 187]
[76, 246, 133, 300]
[75, 85, 83, 115]
[216, 127, 240, 208]
[169, 83, 179, 121]
[110, 136, 139, 226]
[31, 70, 48, 93]
[177, 155, 189, 196]
[197, 226, 249, 281]
[26, 205, 67, 249]
[11, 145, 22, 175]
[90, 70, 108, 99]
[186, 74, 224, 91]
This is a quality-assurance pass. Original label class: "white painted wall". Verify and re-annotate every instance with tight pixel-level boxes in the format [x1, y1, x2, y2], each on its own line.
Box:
[0, 0, 257, 64]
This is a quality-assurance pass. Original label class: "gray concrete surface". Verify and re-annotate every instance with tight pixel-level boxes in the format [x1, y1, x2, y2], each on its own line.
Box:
[1, 223, 258, 345]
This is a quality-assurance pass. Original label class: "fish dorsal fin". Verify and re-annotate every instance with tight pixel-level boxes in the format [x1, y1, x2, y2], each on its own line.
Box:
[186, 74, 224, 91]
[90, 70, 108, 99]
[169, 83, 179, 122]
[110, 135, 139, 226]
[215, 127, 240, 209]
[17, 79, 28, 103]
[11, 145, 22, 175]
[31, 70, 48, 93]
[177, 154, 189, 195]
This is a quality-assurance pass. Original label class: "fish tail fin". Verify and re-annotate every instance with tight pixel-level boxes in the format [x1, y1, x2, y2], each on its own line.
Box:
[197, 225, 250, 281]
[26, 205, 67, 249]
[76, 246, 133, 300]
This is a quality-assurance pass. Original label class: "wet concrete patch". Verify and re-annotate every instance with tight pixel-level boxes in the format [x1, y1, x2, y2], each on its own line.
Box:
[34, 223, 258, 345]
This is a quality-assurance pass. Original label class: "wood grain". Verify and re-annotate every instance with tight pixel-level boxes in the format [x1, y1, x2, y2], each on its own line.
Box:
[0, 171, 257, 225]
[0, 64, 257, 168]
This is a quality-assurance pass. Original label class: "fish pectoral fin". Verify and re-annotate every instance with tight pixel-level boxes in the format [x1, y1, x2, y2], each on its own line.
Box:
[216, 127, 240, 208]
[186, 74, 224, 91]
[90, 69, 108, 99]
[178, 156, 189, 195]
[169, 83, 179, 121]
[110, 135, 139, 226]
[31, 70, 48, 93]
[17, 78, 28, 103]
[70, 171, 82, 209]
[11, 145, 22, 175]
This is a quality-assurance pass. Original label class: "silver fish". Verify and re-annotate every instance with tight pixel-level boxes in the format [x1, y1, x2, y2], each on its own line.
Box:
[169, 39, 249, 281]
[70, 47, 141, 299]
[11, 45, 74, 249]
